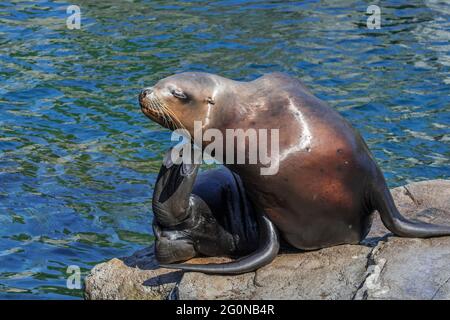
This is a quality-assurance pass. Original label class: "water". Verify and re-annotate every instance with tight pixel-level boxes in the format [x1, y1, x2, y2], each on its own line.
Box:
[0, 0, 448, 299]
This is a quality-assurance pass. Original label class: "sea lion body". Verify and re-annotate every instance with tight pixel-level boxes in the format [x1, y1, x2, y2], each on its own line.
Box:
[212, 73, 376, 249]
[140, 72, 450, 274]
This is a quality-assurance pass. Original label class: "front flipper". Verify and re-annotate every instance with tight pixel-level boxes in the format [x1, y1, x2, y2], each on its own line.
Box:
[160, 214, 280, 274]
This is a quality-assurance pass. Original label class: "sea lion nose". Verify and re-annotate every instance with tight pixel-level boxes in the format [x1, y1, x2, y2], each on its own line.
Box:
[139, 87, 153, 101]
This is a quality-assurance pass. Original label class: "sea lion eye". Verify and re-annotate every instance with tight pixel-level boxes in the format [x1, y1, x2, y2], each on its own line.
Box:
[207, 98, 215, 105]
[171, 88, 187, 99]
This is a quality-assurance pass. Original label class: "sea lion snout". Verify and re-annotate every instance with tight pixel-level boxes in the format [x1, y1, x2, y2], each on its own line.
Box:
[139, 87, 153, 104]
[139, 86, 162, 125]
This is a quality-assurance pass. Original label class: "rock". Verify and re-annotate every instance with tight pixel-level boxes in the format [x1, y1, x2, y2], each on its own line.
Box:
[178, 245, 371, 300]
[84, 246, 182, 300]
[355, 236, 450, 300]
[84, 179, 450, 300]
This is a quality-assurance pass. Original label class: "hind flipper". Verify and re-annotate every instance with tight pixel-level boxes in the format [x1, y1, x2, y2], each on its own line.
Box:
[373, 171, 450, 238]
[152, 146, 199, 227]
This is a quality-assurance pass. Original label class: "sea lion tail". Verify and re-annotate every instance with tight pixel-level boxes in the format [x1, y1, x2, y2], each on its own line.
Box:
[159, 214, 279, 274]
[373, 172, 450, 238]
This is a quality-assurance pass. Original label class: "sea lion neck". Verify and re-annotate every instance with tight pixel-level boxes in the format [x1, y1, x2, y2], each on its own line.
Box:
[205, 76, 267, 132]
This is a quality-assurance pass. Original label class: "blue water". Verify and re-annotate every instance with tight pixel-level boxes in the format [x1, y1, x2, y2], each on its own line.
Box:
[0, 0, 448, 299]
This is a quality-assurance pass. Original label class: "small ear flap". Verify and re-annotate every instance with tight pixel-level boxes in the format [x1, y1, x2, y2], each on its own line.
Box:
[171, 88, 187, 99]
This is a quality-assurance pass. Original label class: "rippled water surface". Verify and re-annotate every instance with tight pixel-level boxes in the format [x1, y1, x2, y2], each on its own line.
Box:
[0, 0, 449, 299]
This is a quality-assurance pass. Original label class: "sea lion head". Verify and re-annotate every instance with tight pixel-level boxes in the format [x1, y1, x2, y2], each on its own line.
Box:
[139, 72, 232, 135]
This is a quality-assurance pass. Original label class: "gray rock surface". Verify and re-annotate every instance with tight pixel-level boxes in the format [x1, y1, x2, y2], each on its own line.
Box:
[178, 245, 371, 300]
[84, 246, 182, 300]
[355, 236, 450, 300]
[84, 179, 450, 300]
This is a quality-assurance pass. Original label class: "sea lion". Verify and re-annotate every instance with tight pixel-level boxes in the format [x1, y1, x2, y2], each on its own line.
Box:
[139, 72, 450, 274]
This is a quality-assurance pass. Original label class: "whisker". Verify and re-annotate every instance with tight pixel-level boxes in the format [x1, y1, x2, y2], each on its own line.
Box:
[146, 93, 187, 132]
[158, 102, 178, 130]
[161, 106, 181, 130]
[161, 102, 184, 130]
[151, 98, 169, 128]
